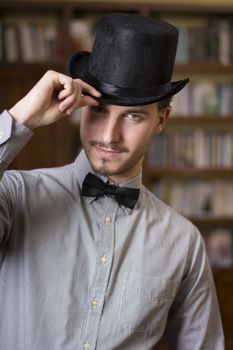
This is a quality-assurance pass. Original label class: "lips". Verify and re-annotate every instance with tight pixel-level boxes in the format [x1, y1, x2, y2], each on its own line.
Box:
[96, 146, 121, 156]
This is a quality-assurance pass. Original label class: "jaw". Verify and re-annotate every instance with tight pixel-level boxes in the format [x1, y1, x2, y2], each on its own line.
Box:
[88, 147, 143, 183]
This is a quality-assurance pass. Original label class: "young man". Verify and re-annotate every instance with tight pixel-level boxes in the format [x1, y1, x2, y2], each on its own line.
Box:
[0, 13, 224, 350]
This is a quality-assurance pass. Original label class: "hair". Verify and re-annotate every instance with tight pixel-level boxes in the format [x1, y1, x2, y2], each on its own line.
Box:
[158, 97, 172, 110]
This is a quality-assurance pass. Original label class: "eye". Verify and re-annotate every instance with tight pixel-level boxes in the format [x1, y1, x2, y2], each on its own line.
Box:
[90, 105, 106, 113]
[126, 112, 144, 121]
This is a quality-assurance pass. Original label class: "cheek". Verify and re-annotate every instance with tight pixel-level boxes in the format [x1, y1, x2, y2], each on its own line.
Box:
[80, 115, 102, 140]
[127, 124, 154, 148]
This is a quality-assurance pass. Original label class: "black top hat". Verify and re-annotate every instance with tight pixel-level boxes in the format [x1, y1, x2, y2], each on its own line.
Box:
[68, 13, 189, 106]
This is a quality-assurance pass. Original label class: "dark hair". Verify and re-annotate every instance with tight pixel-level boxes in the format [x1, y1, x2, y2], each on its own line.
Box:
[158, 97, 172, 110]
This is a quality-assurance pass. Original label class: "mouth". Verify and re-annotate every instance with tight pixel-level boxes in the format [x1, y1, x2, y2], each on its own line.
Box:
[95, 146, 121, 157]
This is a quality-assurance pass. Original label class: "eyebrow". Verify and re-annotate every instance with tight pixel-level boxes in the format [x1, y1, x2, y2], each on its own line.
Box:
[124, 108, 149, 115]
[96, 104, 150, 116]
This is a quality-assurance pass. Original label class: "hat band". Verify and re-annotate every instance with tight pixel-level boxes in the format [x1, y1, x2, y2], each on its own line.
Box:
[84, 72, 171, 98]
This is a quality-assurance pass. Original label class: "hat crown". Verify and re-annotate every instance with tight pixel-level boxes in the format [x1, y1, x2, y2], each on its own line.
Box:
[68, 12, 189, 106]
[89, 13, 178, 89]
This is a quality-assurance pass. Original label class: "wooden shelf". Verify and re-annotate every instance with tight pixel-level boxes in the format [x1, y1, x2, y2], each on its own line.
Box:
[190, 217, 233, 229]
[149, 168, 233, 179]
[0, 63, 66, 79]
[213, 268, 233, 275]
[169, 116, 233, 126]
[175, 63, 233, 74]
[1, 1, 233, 15]
[0, 1, 157, 13]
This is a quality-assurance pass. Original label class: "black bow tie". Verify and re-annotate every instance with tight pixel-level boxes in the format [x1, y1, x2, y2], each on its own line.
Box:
[81, 173, 140, 209]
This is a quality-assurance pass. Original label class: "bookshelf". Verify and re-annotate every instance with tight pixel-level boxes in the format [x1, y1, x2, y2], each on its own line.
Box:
[0, 1, 233, 348]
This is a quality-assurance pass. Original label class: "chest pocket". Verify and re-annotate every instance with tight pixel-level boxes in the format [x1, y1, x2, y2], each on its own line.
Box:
[118, 271, 177, 338]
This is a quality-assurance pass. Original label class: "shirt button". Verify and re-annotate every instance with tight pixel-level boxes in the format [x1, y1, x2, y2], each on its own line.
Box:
[105, 215, 112, 224]
[100, 254, 108, 264]
[91, 298, 99, 309]
[0, 131, 4, 139]
[83, 341, 90, 350]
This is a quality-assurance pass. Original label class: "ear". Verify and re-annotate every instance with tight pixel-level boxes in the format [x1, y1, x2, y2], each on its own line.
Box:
[154, 107, 171, 135]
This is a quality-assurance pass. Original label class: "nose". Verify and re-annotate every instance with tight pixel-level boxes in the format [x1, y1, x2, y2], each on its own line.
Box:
[102, 115, 121, 145]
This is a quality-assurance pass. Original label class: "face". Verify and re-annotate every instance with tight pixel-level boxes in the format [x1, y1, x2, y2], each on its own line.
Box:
[80, 102, 169, 183]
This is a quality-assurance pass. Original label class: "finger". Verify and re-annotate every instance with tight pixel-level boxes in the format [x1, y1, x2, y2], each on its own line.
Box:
[79, 95, 99, 108]
[76, 79, 101, 97]
[58, 83, 77, 102]
[63, 94, 99, 115]
[51, 73, 76, 101]
[59, 93, 79, 112]
[58, 80, 81, 102]
[63, 99, 81, 116]
[58, 88, 71, 100]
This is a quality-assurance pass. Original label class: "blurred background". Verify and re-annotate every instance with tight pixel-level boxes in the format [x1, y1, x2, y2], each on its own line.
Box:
[0, 0, 233, 348]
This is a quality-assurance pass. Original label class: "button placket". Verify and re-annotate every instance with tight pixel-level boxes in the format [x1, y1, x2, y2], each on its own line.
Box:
[100, 254, 108, 264]
[83, 340, 90, 350]
[91, 298, 99, 309]
[80, 200, 118, 349]
[104, 215, 112, 224]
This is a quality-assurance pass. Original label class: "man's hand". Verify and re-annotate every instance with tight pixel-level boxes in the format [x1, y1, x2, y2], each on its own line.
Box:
[9, 70, 101, 130]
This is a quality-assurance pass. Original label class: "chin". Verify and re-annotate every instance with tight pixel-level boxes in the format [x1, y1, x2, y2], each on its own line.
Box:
[92, 163, 116, 177]
[84, 145, 129, 177]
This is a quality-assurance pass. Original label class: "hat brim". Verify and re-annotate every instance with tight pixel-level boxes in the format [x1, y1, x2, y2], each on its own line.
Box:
[68, 51, 189, 106]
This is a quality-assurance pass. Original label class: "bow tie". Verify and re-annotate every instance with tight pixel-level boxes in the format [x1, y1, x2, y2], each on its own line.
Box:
[81, 173, 140, 209]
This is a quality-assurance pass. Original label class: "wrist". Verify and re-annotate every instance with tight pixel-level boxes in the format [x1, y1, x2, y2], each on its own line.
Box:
[9, 103, 35, 130]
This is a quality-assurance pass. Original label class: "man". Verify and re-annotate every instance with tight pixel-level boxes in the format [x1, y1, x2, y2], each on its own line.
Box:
[0, 13, 224, 350]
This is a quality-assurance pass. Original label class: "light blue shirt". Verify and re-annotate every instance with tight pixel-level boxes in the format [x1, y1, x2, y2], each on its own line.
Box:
[0, 110, 224, 349]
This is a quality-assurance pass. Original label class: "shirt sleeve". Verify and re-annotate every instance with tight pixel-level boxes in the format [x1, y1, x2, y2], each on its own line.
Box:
[164, 230, 225, 350]
[0, 110, 33, 246]
[0, 110, 33, 178]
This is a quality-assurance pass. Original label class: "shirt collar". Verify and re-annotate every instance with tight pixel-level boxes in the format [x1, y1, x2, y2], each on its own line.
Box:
[75, 149, 142, 190]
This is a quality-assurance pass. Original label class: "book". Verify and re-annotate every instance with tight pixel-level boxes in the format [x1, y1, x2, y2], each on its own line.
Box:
[0, 22, 4, 61]
[151, 179, 233, 219]
[218, 19, 231, 65]
[0, 15, 62, 62]
[69, 17, 96, 52]
[175, 25, 189, 64]
[148, 128, 233, 169]
[3, 24, 19, 62]
[207, 229, 233, 268]
[172, 81, 233, 117]
[161, 15, 233, 64]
